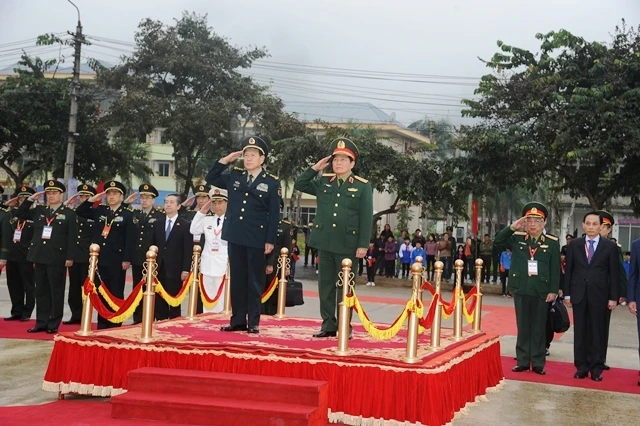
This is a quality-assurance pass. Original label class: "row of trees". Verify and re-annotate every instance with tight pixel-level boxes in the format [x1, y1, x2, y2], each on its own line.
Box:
[1, 13, 638, 235]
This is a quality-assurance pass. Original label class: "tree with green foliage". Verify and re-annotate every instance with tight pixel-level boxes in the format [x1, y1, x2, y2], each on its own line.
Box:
[0, 55, 149, 188]
[455, 21, 640, 211]
[94, 11, 298, 196]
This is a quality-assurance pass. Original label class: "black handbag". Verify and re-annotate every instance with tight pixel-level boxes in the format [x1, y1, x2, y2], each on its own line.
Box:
[549, 296, 570, 333]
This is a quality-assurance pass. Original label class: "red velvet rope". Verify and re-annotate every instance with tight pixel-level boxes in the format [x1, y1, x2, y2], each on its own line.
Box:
[261, 275, 278, 299]
[418, 297, 438, 329]
[155, 272, 192, 300]
[88, 279, 145, 321]
[351, 296, 408, 331]
[199, 274, 226, 304]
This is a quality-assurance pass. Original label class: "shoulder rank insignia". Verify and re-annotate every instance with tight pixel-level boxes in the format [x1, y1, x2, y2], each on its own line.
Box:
[545, 234, 558, 241]
[354, 175, 368, 183]
[322, 173, 336, 178]
[268, 173, 278, 180]
[513, 231, 527, 236]
[233, 166, 244, 172]
[617, 242, 622, 248]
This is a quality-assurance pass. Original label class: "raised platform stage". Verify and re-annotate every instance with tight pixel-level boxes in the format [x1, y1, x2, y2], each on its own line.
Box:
[43, 314, 503, 425]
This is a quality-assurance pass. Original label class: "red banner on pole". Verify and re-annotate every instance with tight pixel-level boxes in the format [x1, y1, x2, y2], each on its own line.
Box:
[471, 200, 478, 235]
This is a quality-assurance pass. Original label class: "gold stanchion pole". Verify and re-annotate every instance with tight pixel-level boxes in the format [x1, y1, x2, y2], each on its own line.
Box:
[472, 258, 484, 333]
[335, 258, 353, 356]
[75, 244, 100, 336]
[185, 245, 202, 320]
[403, 261, 423, 363]
[453, 259, 465, 341]
[138, 246, 158, 343]
[221, 261, 232, 315]
[429, 261, 444, 351]
[275, 247, 290, 319]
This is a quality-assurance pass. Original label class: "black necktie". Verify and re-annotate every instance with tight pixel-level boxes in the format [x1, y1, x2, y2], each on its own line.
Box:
[247, 175, 253, 186]
[217, 217, 220, 226]
[338, 178, 344, 187]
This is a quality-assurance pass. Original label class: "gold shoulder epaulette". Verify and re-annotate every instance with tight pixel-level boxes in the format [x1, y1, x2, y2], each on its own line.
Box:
[617, 242, 622, 248]
[354, 175, 368, 183]
[322, 173, 336, 177]
[268, 173, 279, 180]
[513, 231, 527, 236]
[234, 166, 244, 172]
[126, 206, 134, 212]
[545, 234, 558, 241]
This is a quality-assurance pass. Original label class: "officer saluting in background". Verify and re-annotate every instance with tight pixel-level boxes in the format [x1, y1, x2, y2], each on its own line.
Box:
[15, 180, 78, 334]
[294, 138, 374, 338]
[129, 183, 163, 324]
[63, 183, 96, 325]
[206, 136, 280, 334]
[75, 180, 136, 329]
[2, 186, 35, 322]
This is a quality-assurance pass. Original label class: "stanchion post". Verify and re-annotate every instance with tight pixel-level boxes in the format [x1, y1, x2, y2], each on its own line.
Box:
[403, 261, 423, 364]
[275, 247, 290, 319]
[473, 258, 484, 333]
[138, 246, 158, 343]
[221, 261, 232, 315]
[335, 258, 352, 356]
[453, 259, 465, 341]
[429, 260, 444, 351]
[185, 245, 202, 320]
[75, 244, 100, 336]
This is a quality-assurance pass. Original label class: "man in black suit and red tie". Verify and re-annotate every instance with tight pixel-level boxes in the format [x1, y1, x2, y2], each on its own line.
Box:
[152, 194, 193, 320]
[564, 211, 620, 382]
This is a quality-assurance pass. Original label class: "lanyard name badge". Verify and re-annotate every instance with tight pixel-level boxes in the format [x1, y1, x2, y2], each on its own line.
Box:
[211, 225, 222, 252]
[13, 221, 25, 242]
[102, 217, 115, 238]
[528, 245, 538, 276]
[42, 217, 54, 240]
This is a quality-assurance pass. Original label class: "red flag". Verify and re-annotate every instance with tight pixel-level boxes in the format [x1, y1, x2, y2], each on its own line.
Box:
[94, 182, 105, 208]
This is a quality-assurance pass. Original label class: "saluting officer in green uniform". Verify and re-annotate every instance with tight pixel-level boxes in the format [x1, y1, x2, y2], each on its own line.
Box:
[494, 202, 560, 374]
[596, 210, 627, 371]
[295, 138, 373, 338]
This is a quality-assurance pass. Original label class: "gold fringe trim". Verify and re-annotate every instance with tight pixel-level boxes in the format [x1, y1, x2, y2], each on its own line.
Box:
[97, 284, 121, 311]
[51, 334, 500, 375]
[261, 275, 278, 303]
[155, 274, 192, 307]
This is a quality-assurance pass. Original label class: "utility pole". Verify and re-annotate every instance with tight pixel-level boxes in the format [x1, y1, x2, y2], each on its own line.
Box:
[63, 0, 82, 197]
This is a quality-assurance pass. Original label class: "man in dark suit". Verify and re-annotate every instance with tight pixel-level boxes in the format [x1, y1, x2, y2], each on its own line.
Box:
[152, 194, 192, 320]
[75, 180, 136, 329]
[564, 211, 620, 382]
[206, 136, 280, 334]
[15, 180, 77, 334]
[627, 237, 640, 386]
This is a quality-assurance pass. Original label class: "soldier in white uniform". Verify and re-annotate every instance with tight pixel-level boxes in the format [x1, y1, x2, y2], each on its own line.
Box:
[190, 187, 228, 313]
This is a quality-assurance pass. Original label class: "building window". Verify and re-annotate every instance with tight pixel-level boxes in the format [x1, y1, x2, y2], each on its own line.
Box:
[157, 162, 170, 177]
[299, 207, 316, 226]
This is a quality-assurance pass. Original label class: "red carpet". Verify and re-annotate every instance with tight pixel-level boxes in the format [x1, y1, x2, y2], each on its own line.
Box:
[42, 315, 503, 425]
[0, 319, 97, 341]
[502, 356, 640, 394]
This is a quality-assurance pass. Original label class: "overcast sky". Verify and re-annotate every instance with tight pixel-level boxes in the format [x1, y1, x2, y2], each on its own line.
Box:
[1, 0, 637, 125]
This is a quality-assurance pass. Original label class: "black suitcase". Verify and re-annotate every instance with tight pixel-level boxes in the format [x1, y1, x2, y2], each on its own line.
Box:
[286, 280, 304, 307]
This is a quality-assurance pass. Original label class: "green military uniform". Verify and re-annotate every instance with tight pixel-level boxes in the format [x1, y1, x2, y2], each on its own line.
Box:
[263, 212, 292, 315]
[15, 180, 78, 333]
[294, 138, 373, 336]
[596, 210, 627, 367]
[494, 202, 560, 371]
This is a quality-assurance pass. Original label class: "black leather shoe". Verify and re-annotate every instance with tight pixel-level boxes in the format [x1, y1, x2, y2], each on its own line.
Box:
[4, 315, 20, 321]
[532, 367, 546, 375]
[247, 326, 259, 334]
[603, 364, 611, 371]
[313, 330, 337, 338]
[46, 329, 58, 334]
[591, 373, 603, 382]
[574, 371, 588, 379]
[63, 319, 81, 325]
[20, 317, 30, 322]
[27, 327, 46, 333]
[511, 365, 529, 372]
[220, 324, 247, 332]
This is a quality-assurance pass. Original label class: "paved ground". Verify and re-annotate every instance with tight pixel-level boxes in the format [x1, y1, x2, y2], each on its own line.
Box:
[1, 262, 640, 425]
